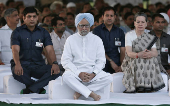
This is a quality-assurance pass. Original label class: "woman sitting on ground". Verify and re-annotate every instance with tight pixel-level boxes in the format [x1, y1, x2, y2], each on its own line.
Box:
[121, 12, 165, 93]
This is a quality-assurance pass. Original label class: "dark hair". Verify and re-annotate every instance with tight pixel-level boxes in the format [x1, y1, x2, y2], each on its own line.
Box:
[147, 15, 151, 18]
[0, 17, 6, 26]
[124, 12, 134, 20]
[155, 2, 163, 7]
[134, 12, 148, 22]
[113, 3, 121, 12]
[40, 4, 50, 13]
[23, 7, 38, 17]
[6, 0, 14, 6]
[140, 9, 151, 14]
[42, 14, 51, 23]
[94, 14, 102, 23]
[50, 13, 58, 18]
[51, 17, 65, 26]
[102, 6, 116, 16]
[82, 2, 91, 11]
[66, 12, 75, 18]
[152, 13, 164, 22]
[156, 8, 167, 13]
[16, 4, 24, 14]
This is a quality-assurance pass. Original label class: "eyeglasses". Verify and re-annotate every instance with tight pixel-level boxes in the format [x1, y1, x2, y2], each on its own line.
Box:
[78, 24, 90, 28]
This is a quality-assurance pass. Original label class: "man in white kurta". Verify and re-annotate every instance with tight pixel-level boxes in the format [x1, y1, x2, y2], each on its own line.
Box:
[0, 8, 19, 65]
[61, 13, 112, 101]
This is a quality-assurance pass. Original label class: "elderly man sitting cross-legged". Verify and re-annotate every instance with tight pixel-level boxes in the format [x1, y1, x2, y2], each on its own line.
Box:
[61, 13, 113, 101]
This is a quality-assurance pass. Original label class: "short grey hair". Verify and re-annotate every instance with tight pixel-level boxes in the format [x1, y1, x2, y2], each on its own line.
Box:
[134, 12, 148, 22]
[4, 8, 17, 21]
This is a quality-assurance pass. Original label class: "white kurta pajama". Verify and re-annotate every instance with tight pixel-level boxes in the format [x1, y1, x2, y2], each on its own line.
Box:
[61, 32, 113, 98]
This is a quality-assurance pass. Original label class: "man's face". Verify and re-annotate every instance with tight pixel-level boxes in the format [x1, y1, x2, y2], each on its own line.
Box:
[67, 15, 75, 27]
[152, 17, 165, 31]
[102, 10, 116, 26]
[23, 13, 38, 27]
[7, 11, 19, 25]
[55, 4, 63, 14]
[44, 16, 52, 25]
[125, 15, 134, 27]
[19, 7, 25, 20]
[54, 20, 65, 33]
[77, 18, 90, 36]
[146, 17, 152, 30]
[67, 7, 76, 14]
[42, 7, 51, 16]
[59, 12, 67, 23]
[0, 3, 5, 14]
[82, 4, 91, 13]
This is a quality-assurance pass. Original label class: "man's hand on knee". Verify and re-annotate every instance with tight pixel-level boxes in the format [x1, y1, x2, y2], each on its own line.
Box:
[85, 73, 95, 82]
[51, 64, 60, 75]
[14, 64, 23, 76]
[79, 72, 90, 82]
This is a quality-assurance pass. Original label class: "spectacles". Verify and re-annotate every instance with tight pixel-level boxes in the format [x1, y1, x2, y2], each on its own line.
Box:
[78, 24, 90, 28]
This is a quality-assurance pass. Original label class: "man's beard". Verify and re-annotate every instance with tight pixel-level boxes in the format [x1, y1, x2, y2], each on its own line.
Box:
[80, 30, 89, 36]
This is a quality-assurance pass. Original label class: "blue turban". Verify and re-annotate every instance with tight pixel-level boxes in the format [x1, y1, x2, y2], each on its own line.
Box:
[75, 13, 94, 27]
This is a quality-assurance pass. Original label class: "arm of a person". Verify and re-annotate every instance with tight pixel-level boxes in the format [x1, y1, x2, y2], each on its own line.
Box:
[126, 46, 138, 58]
[12, 45, 23, 75]
[120, 47, 125, 64]
[120, 29, 125, 64]
[93, 38, 106, 75]
[45, 45, 60, 75]
[43, 48, 52, 65]
[45, 45, 57, 64]
[61, 38, 80, 76]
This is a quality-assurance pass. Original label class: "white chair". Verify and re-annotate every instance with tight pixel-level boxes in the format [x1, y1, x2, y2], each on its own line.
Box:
[3, 75, 48, 94]
[111, 72, 126, 93]
[48, 77, 111, 100]
[0, 65, 11, 93]
[111, 72, 168, 93]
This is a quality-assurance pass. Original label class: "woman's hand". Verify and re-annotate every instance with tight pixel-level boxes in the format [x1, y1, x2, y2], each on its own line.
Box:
[138, 49, 153, 59]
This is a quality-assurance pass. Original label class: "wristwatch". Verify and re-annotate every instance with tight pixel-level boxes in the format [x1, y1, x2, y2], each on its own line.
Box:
[52, 61, 58, 65]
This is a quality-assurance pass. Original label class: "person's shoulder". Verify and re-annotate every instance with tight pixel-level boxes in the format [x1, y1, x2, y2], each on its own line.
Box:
[93, 24, 103, 31]
[125, 30, 135, 37]
[66, 33, 77, 41]
[90, 32, 103, 41]
[64, 30, 71, 37]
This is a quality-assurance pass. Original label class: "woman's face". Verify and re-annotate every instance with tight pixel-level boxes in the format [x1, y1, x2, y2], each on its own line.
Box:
[134, 16, 147, 31]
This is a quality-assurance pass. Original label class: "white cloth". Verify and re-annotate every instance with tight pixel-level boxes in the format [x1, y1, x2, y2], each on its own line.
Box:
[50, 30, 70, 64]
[125, 30, 156, 48]
[0, 24, 13, 64]
[61, 32, 112, 98]
[61, 32, 106, 76]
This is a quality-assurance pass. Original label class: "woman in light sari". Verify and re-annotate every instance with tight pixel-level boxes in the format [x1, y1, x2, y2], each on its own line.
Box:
[121, 12, 165, 93]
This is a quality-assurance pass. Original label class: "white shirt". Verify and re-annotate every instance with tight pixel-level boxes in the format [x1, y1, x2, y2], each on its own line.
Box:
[50, 30, 70, 64]
[0, 24, 13, 64]
[61, 32, 106, 76]
[125, 30, 156, 48]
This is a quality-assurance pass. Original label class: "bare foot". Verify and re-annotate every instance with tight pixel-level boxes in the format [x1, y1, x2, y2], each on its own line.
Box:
[89, 92, 101, 101]
[73, 92, 81, 100]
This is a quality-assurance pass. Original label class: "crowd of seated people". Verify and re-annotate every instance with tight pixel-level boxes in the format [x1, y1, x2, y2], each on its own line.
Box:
[0, 0, 170, 101]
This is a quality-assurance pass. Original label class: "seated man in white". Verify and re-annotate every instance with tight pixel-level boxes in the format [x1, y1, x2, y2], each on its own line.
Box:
[0, 8, 19, 65]
[61, 13, 113, 101]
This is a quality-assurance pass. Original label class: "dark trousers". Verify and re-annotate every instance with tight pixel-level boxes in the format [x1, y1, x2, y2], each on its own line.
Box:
[11, 64, 60, 93]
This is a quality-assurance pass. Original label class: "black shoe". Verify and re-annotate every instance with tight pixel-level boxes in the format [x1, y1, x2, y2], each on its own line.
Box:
[39, 88, 46, 94]
[20, 88, 31, 94]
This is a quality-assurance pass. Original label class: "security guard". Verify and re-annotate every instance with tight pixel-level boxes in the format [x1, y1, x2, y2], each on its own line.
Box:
[10, 7, 60, 94]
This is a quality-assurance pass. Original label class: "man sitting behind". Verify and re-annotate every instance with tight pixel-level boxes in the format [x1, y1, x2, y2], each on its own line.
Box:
[61, 13, 113, 101]
[0, 8, 19, 65]
[50, 17, 70, 75]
